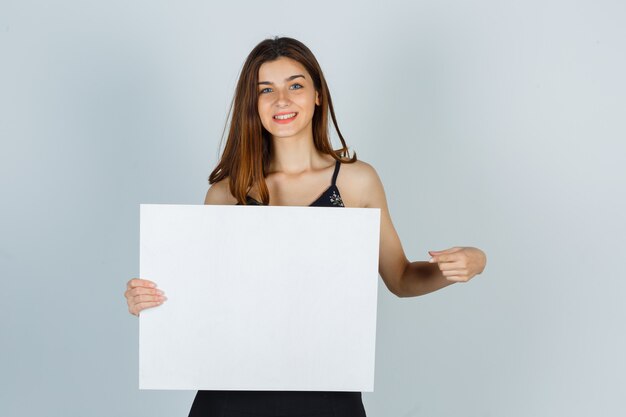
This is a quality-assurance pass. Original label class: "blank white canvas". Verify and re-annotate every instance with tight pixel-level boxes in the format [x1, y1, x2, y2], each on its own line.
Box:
[139, 204, 380, 391]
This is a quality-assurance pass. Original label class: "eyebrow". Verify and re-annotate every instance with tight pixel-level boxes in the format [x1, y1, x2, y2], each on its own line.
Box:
[258, 74, 306, 85]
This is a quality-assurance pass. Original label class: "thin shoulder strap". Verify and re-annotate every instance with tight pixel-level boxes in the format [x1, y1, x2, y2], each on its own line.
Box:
[331, 159, 341, 186]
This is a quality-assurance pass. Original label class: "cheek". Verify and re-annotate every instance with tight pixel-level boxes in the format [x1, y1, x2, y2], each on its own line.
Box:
[305, 92, 318, 110]
[257, 101, 267, 118]
[258, 102, 273, 129]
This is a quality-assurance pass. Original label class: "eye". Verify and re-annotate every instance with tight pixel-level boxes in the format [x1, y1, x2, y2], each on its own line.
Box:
[260, 87, 273, 94]
[290, 83, 303, 90]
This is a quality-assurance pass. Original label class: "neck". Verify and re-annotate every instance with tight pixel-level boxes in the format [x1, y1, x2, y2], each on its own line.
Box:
[269, 131, 325, 174]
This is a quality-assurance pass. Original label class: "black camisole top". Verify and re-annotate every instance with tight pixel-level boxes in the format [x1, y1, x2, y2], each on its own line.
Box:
[241, 159, 345, 208]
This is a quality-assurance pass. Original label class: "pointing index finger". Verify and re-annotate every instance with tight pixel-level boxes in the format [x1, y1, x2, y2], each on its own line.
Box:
[430, 254, 457, 263]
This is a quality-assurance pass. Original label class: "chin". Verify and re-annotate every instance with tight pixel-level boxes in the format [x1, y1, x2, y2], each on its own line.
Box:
[268, 128, 301, 139]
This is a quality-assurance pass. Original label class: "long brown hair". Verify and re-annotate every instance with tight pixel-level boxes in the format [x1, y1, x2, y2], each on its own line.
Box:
[208, 36, 356, 205]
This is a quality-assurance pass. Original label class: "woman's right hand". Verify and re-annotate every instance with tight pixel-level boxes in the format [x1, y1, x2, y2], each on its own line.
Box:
[125, 278, 167, 316]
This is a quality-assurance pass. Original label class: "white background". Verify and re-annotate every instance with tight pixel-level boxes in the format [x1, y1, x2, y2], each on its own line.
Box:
[1, 0, 625, 416]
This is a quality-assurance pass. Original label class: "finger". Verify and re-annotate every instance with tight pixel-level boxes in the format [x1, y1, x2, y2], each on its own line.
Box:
[430, 253, 461, 263]
[127, 278, 157, 289]
[437, 261, 465, 271]
[131, 300, 165, 316]
[428, 247, 462, 256]
[133, 294, 167, 304]
[127, 287, 164, 298]
[444, 273, 470, 282]
[125, 287, 156, 301]
[442, 269, 468, 277]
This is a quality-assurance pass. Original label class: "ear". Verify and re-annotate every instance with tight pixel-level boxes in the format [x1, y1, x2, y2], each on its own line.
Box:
[315, 91, 320, 106]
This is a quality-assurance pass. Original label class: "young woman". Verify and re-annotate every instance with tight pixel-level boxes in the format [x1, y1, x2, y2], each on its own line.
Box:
[124, 36, 487, 417]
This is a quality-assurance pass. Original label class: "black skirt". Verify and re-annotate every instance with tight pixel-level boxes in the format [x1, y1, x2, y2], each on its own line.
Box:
[188, 390, 367, 417]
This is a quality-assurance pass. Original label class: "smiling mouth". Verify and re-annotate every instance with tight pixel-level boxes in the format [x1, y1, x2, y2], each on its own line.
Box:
[273, 112, 297, 120]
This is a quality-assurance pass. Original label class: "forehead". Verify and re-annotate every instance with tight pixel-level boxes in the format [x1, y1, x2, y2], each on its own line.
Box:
[258, 57, 311, 81]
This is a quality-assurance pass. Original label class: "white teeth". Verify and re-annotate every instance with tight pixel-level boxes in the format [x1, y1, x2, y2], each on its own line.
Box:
[274, 112, 296, 120]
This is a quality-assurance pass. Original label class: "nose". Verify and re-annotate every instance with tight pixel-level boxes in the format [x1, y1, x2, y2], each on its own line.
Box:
[275, 88, 290, 108]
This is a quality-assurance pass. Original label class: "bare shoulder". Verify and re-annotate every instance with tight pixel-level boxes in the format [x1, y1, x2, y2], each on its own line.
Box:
[337, 159, 386, 208]
[204, 178, 238, 205]
[339, 159, 380, 182]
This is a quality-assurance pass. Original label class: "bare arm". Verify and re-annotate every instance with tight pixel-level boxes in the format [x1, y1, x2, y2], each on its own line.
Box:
[357, 163, 486, 297]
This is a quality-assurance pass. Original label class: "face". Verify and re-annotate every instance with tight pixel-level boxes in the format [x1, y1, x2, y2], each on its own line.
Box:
[257, 57, 320, 141]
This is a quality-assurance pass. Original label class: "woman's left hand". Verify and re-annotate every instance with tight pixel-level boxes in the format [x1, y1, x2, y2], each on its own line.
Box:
[428, 246, 487, 283]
